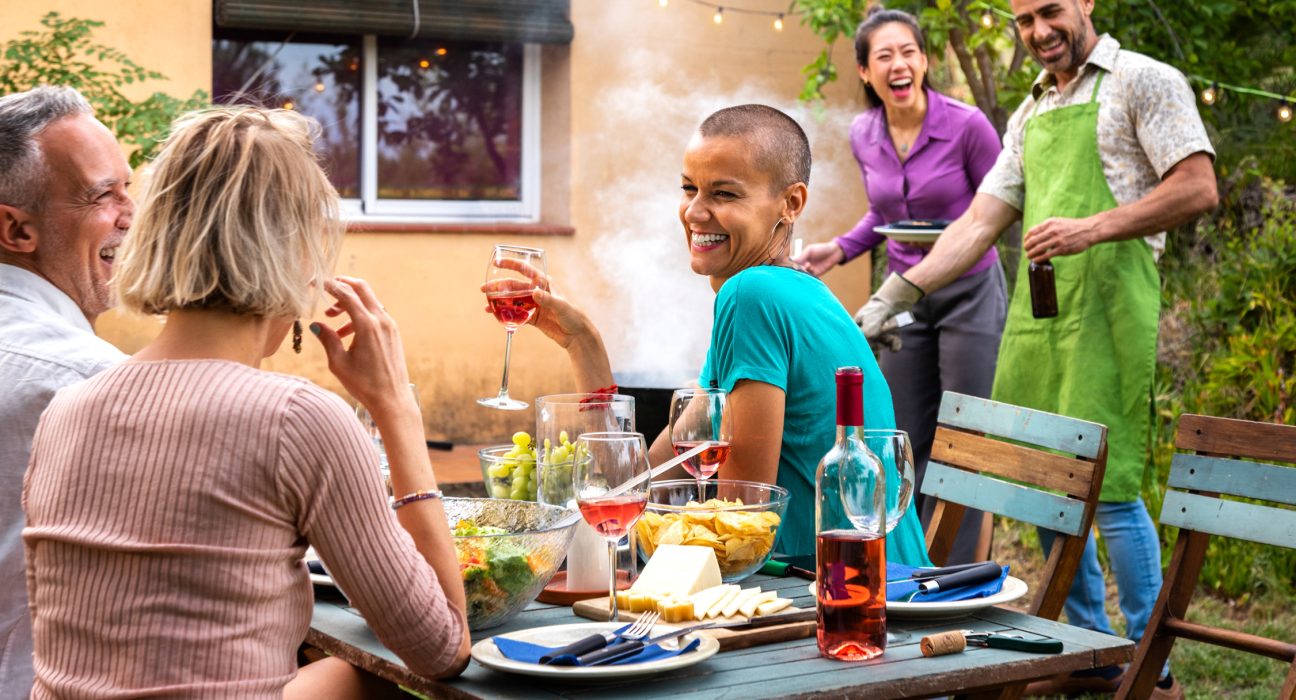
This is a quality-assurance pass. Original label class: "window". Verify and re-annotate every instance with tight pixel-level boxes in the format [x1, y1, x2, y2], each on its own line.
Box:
[213, 30, 541, 221]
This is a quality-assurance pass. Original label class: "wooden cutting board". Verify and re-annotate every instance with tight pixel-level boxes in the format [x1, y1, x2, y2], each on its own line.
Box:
[570, 597, 816, 651]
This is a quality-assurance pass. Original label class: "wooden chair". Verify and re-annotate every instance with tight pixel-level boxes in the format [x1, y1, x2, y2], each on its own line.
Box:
[1117, 414, 1296, 700]
[922, 391, 1108, 621]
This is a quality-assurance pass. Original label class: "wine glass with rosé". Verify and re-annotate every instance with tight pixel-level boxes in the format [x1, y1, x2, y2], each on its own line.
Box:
[478, 245, 546, 410]
[573, 432, 651, 621]
[668, 388, 731, 503]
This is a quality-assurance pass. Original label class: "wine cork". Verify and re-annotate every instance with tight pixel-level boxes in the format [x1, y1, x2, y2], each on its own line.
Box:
[920, 631, 967, 657]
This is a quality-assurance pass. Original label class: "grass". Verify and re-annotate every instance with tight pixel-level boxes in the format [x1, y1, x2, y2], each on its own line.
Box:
[992, 519, 1294, 698]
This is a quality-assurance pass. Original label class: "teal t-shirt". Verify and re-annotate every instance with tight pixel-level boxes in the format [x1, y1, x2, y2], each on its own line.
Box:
[699, 266, 930, 565]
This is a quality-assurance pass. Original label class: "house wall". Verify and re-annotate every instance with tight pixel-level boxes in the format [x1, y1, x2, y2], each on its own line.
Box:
[1, 0, 875, 443]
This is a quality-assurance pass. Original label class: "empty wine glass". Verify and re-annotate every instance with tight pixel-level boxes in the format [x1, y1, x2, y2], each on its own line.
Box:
[668, 388, 730, 503]
[478, 245, 546, 410]
[837, 428, 916, 646]
[573, 431, 650, 621]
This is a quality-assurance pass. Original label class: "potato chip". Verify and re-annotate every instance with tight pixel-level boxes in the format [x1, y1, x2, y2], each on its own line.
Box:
[638, 498, 781, 575]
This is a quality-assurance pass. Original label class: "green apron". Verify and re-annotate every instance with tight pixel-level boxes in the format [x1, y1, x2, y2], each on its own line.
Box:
[991, 73, 1159, 502]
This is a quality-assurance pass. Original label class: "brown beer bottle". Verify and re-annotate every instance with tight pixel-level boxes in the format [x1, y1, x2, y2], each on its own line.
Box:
[1028, 261, 1058, 318]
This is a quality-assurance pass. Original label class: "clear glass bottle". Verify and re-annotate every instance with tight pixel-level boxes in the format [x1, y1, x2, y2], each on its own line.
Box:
[1028, 261, 1059, 318]
[815, 367, 887, 660]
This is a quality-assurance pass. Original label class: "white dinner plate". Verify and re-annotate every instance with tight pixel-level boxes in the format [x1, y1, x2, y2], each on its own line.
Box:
[471, 622, 720, 680]
[807, 575, 1028, 619]
[875, 225, 943, 245]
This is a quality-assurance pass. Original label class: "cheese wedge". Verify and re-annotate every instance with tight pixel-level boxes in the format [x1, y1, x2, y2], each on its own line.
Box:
[755, 598, 793, 616]
[739, 590, 778, 617]
[628, 545, 722, 599]
[722, 587, 762, 618]
[690, 584, 733, 620]
[706, 586, 741, 618]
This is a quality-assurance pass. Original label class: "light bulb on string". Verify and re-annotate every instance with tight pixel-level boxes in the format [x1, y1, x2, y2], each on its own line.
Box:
[658, 0, 667, 6]
[980, 11, 995, 28]
[282, 100, 295, 111]
[418, 58, 430, 69]
[1200, 82, 1218, 106]
[1278, 99, 1294, 124]
[313, 81, 326, 93]
[774, 13, 784, 31]
[713, 7, 724, 24]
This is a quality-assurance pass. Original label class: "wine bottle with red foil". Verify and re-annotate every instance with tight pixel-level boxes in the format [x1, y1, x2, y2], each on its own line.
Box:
[815, 367, 887, 661]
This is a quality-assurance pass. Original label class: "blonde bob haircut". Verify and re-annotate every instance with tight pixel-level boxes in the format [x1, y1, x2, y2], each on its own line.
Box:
[115, 107, 342, 318]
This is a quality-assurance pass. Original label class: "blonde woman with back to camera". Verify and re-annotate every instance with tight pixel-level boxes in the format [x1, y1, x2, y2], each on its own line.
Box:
[22, 107, 470, 698]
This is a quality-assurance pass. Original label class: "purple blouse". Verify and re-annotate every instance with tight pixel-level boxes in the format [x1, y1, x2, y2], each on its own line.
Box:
[834, 88, 1002, 278]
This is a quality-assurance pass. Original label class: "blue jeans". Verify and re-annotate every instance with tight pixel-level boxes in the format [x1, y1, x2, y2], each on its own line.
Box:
[1038, 499, 1169, 675]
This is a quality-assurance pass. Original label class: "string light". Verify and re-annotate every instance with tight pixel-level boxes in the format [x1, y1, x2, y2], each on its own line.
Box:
[657, 1, 797, 33]
[418, 58, 430, 69]
[980, 10, 995, 29]
[436, 47, 448, 56]
[1279, 100, 1293, 124]
[1200, 82, 1219, 106]
[313, 81, 326, 93]
[282, 100, 294, 110]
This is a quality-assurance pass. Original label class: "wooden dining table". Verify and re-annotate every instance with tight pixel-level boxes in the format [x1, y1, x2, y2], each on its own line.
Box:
[307, 572, 1134, 699]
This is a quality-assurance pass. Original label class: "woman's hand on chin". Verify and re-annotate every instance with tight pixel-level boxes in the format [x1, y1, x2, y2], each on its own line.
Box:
[310, 276, 414, 419]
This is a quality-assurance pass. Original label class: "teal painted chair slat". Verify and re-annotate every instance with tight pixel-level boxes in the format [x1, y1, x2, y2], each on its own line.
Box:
[1159, 490, 1296, 549]
[923, 461, 1088, 535]
[1167, 453, 1296, 506]
[937, 392, 1105, 460]
[923, 392, 1108, 640]
[1118, 414, 1296, 700]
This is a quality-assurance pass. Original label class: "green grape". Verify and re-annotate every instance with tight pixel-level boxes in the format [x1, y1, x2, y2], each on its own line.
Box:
[491, 483, 510, 499]
[512, 431, 531, 448]
[487, 462, 511, 478]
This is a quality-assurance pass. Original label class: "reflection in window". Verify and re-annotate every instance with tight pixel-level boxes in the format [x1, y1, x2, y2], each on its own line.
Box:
[212, 37, 361, 199]
[376, 39, 523, 202]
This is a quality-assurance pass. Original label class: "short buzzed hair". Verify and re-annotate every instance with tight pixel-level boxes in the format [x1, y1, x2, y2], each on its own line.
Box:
[0, 86, 94, 212]
[698, 104, 811, 190]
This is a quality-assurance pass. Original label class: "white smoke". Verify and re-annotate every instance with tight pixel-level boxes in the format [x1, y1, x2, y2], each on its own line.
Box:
[561, 21, 867, 388]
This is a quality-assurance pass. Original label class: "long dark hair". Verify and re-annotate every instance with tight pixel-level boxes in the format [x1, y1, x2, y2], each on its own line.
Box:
[854, 7, 928, 109]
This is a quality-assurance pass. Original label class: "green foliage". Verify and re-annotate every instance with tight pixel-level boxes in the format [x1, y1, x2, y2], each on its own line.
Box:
[0, 12, 208, 167]
[1152, 171, 1296, 600]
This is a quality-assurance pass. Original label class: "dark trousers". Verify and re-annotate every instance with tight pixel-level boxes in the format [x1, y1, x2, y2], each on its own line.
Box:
[880, 262, 1006, 564]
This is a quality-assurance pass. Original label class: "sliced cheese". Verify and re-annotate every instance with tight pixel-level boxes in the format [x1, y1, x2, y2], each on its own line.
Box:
[755, 598, 793, 616]
[706, 586, 741, 619]
[722, 587, 762, 618]
[628, 544, 722, 600]
[657, 598, 695, 623]
[690, 584, 734, 620]
[628, 593, 658, 612]
[739, 590, 777, 617]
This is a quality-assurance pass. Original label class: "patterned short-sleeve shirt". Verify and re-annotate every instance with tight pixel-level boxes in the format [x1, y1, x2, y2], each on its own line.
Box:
[978, 34, 1215, 259]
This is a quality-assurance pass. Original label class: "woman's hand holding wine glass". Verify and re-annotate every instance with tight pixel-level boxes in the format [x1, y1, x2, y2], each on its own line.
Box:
[478, 245, 547, 410]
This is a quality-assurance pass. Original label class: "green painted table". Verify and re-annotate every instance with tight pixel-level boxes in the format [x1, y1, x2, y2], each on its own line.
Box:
[306, 574, 1133, 699]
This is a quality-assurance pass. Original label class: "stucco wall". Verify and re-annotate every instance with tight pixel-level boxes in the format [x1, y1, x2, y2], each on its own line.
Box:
[2, 0, 875, 443]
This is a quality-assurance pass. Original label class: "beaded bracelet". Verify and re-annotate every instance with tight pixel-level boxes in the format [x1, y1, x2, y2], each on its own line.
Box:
[391, 489, 443, 510]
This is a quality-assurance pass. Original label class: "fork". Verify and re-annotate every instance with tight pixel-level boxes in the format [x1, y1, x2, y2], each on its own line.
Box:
[538, 612, 659, 664]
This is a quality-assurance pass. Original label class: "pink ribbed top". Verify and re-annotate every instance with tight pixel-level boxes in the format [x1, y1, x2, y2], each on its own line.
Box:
[23, 360, 463, 699]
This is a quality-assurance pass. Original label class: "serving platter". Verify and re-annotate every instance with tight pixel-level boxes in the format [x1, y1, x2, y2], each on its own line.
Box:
[571, 597, 816, 651]
[807, 575, 1029, 619]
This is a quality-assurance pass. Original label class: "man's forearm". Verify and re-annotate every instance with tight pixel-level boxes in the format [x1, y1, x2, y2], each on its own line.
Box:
[1090, 153, 1218, 243]
[902, 193, 1020, 294]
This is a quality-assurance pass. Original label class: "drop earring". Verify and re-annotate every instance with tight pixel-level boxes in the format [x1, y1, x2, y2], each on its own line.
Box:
[292, 320, 303, 354]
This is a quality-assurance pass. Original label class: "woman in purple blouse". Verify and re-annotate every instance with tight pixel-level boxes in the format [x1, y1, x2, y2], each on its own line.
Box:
[796, 7, 1006, 564]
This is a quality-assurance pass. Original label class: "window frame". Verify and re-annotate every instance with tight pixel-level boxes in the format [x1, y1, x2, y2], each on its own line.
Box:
[353, 36, 542, 223]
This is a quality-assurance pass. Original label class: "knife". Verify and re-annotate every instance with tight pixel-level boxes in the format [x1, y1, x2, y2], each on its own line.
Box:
[914, 562, 1003, 594]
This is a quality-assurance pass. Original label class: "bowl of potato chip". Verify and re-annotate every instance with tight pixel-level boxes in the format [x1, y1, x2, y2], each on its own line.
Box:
[635, 479, 789, 583]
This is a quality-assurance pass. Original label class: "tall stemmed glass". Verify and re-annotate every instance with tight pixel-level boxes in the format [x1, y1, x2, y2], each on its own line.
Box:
[478, 245, 546, 410]
[668, 388, 731, 503]
[837, 428, 916, 647]
[573, 432, 651, 621]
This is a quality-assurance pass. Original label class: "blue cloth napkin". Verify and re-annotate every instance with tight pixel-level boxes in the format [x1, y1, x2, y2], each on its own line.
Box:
[493, 634, 700, 666]
[885, 562, 1009, 602]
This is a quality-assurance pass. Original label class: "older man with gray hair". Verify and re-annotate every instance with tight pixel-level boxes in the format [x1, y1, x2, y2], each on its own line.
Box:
[0, 86, 131, 695]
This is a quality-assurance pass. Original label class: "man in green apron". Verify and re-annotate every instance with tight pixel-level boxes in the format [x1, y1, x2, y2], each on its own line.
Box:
[854, 0, 1216, 697]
